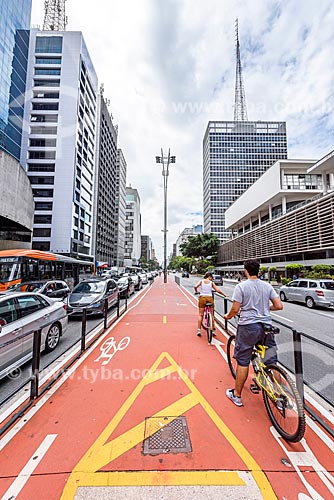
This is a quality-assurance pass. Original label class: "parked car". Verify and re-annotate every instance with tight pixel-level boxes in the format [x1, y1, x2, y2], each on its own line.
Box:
[279, 279, 334, 309]
[139, 272, 148, 285]
[67, 278, 119, 316]
[213, 274, 224, 286]
[8, 280, 71, 301]
[182, 271, 189, 278]
[116, 276, 135, 298]
[0, 292, 68, 379]
[130, 273, 142, 291]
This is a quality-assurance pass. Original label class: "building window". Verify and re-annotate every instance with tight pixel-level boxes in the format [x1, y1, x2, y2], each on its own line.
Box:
[35, 202, 53, 210]
[35, 56, 61, 65]
[35, 36, 63, 54]
[32, 103, 59, 111]
[32, 242, 51, 251]
[35, 68, 61, 75]
[28, 164, 55, 172]
[29, 176, 54, 185]
[31, 114, 58, 123]
[29, 138, 57, 147]
[34, 214, 52, 224]
[34, 79, 60, 87]
[32, 188, 54, 198]
[33, 228, 51, 237]
[29, 151, 56, 159]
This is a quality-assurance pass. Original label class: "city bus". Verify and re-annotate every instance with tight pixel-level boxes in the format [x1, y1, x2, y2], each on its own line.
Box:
[0, 249, 94, 291]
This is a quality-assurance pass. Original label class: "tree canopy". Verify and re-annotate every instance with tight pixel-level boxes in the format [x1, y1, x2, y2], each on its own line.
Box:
[180, 233, 220, 259]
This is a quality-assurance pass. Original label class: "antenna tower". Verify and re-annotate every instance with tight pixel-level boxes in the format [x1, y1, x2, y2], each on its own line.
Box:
[43, 0, 67, 31]
[234, 19, 248, 121]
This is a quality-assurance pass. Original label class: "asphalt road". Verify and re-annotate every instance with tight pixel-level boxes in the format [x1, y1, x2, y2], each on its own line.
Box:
[179, 274, 334, 405]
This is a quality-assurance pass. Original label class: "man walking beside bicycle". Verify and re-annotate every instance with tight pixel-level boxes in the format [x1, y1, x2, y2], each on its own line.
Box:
[194, 271, 227, 337]
[223, 259, 283, 407]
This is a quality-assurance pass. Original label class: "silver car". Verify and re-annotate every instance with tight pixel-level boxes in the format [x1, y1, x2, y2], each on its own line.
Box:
[279, 279, 334, 309]
[0, 292, 68, 379]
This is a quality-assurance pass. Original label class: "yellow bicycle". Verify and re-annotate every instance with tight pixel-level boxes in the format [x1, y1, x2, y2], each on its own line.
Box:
[227, 325, 305, 442]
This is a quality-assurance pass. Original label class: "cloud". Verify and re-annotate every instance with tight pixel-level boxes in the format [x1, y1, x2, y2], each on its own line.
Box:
[31, 0, 334, 261]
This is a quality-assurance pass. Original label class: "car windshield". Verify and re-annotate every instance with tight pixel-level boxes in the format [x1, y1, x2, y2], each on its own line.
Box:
[72, 281, 105, 294]
[321, 282, 334, 290]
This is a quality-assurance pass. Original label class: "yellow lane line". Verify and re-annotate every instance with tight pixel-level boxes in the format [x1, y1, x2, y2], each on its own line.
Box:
[162, 315, 167, 324]
[69, 470, 245, 487]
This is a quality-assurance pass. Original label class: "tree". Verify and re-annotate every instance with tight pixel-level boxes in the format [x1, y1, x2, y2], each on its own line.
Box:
[286, 263, 304, 278]
[180, 233, 220, 260]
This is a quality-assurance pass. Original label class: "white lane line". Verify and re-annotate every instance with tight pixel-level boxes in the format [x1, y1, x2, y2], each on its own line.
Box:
[1, 434, 57, 500]
[271, 312, 294, 323]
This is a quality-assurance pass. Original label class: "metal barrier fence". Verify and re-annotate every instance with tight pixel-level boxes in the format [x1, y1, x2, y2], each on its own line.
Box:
[176, 277, 334, 438]
[0, 292, 128, 436]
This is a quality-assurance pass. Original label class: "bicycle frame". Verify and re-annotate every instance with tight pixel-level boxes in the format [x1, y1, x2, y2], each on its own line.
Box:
[252, 345, 284, 404]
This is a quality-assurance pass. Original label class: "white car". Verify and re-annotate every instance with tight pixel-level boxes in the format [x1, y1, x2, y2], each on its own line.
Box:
[0, 292, 68, 379]
[139, 272, 148, 284]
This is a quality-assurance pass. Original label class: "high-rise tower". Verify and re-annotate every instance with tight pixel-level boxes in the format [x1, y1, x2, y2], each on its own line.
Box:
[203, 22, 287, 242]
[43, 0, 67, 31]
[234, 18, 248, 122]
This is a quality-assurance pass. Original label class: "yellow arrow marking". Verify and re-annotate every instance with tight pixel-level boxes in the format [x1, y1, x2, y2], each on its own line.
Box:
[60, 352, 278, 500]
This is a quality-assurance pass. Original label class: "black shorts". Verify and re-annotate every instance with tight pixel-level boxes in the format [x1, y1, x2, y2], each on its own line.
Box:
[234, 322, 278, 367]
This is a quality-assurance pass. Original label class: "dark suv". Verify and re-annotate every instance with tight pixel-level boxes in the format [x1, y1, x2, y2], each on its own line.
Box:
[67, 278, 119, 315]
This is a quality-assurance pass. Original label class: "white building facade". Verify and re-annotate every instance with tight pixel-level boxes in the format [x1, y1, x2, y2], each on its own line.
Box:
[124, 187, 141, 266]
[20, 30, 98, 260]
[217, 152, 334, 271]
[175, 225, 203, 256]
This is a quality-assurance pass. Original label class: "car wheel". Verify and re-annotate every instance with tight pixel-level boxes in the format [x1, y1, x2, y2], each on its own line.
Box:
[45, 323, 61, 352]
[280, 291, 287, 301]
[305, 297, 315, 309]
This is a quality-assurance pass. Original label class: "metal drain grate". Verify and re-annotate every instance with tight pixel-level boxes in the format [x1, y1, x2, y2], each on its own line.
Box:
[143, 416, 192, 455]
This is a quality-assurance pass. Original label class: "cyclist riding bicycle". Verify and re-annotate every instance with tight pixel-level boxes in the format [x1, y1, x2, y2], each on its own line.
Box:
[223, 259, 283, 407]
[194, 271, 227, 337]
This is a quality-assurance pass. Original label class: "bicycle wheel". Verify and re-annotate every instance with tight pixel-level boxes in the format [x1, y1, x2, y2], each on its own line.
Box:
[206, 309, 213, 344]
[262, 364, 305, 442]
[226, 335, 237, 379]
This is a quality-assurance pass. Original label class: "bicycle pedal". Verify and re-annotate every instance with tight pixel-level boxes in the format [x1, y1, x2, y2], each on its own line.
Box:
[250, 383, 260, 394]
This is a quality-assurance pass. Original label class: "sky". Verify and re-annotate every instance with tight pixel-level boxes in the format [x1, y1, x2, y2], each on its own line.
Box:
[31, 0, 334, 263]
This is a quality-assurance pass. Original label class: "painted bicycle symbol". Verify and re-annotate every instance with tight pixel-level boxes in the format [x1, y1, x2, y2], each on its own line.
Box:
[94, 336, 130, 365]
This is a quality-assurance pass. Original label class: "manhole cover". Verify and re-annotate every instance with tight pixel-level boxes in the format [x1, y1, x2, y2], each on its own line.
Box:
[143, 416, 192, 455]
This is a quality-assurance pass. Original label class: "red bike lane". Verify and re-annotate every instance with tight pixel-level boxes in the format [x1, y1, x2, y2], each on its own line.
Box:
[0, 276, 333, 499]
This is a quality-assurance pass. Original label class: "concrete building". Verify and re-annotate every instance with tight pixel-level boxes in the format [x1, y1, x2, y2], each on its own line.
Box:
[92, 92, 118, 267]
[141, 235, 152, 262]
[175, 224, 203, 256]
[217, 151, 334, 272]
[203, 121, 287, 242]
[20, 30, 98, 260]
[0, 0, 34, 249]
[115, 149, 127, 267]
[124, 187, 141, 266]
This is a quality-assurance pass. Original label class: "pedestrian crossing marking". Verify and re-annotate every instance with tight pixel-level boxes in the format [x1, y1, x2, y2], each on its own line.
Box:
[60, 352, 278, 500]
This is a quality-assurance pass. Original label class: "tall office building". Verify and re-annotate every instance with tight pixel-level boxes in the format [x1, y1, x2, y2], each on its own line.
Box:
[203, 23, 287, 242]
[92, 92, 118, 266]
[203, 121, 287, 241]
[20, 30, 98, 259]
[124, 187, 141, 266]
[115, 149, 127, 267]
[0, 0, 34, 249]
[141, 235, 152, 262]
[0, 0, 32, 160]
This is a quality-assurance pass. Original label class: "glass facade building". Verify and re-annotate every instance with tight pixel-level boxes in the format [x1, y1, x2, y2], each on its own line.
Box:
[203, 121, 288, 242]
[0, 0, 32, 160]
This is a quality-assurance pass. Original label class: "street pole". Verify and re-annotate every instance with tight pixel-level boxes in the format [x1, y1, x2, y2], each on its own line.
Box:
[156, 149, 175, 284]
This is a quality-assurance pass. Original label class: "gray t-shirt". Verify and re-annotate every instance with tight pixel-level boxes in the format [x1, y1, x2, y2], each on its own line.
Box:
[232, 279, 278, 325]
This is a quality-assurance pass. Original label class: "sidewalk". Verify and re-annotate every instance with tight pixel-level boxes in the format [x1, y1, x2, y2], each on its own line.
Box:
[0, 277, 333, 500]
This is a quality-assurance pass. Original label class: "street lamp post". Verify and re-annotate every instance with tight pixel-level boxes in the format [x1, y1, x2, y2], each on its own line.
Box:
[156, 149, 176, 284]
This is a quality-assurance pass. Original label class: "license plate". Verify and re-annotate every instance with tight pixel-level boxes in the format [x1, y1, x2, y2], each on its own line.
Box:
[73, 307, 83, 313]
